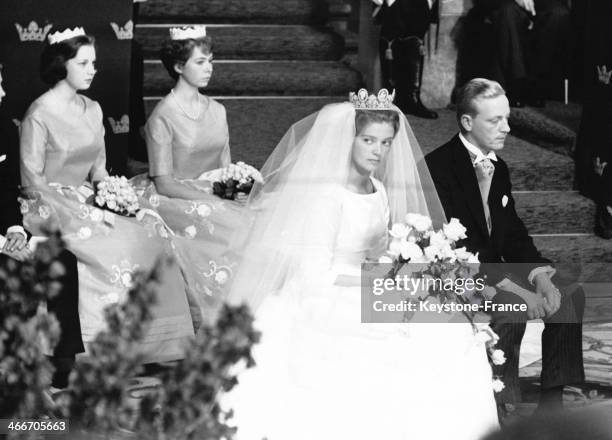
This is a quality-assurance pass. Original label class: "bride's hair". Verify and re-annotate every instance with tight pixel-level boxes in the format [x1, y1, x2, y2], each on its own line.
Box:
[160, 36, 213, 80]
[355, 110, 400, 136]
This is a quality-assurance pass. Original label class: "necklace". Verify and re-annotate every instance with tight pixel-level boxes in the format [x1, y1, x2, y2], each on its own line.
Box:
[171, 89, 201, 120]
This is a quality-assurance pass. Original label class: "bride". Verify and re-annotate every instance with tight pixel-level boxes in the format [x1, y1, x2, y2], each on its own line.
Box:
[222, 90, 500, 439]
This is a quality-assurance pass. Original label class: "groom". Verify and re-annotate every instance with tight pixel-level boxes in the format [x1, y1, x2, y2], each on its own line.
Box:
[425, 78, 584, 416]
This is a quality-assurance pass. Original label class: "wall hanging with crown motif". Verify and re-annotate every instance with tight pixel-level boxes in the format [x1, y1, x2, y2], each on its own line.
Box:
[0, 0, 134, 176]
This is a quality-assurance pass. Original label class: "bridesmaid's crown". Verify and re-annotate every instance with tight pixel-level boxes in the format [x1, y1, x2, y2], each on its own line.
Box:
[349, 88, 396, 110]
[169, 25, 207, 40]
[48, 27, 86, 45]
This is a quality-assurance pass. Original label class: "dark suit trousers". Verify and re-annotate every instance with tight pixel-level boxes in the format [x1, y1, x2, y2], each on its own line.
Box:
[484, 0, 570, 89]
[379, 37, 423, 109]
[48, 250, 84, 358]
[378, 0, 433, 108]
[489, 283, 585, 404]
[47, 250, 84, 388]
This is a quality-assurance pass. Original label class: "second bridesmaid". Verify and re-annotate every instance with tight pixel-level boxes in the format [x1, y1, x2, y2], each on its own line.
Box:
[132, 26, 244, 327]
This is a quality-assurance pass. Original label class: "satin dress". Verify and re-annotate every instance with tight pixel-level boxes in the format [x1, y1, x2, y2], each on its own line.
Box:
[20, 94, 194, 363]
[131, 94, 244, 328]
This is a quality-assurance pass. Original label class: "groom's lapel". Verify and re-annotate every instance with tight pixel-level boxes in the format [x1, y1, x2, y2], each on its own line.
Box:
[450, 138, 489, 238]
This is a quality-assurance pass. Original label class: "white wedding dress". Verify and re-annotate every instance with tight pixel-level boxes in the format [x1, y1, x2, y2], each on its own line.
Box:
[224, 178, 500, 440]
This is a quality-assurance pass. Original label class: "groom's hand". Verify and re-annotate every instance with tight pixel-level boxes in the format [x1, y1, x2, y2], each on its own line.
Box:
[524, 293, 547, 320]
[533, 273, 562, 317]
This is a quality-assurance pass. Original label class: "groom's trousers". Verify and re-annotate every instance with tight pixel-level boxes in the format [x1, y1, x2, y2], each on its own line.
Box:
[471, 0, 571, 98]
[489, 282, 585, 405]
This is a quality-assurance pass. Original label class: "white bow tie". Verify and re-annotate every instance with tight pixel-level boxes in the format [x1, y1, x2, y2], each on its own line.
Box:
[372, 0, 433, 7]
[372, 0, 396, 6]
[472, 152, 497, 166]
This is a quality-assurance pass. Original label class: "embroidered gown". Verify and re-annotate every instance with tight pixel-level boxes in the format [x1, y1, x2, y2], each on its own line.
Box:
[223, 178, 500, 440]
[19, 94, 194, 363]
[131, 94, 244, 328]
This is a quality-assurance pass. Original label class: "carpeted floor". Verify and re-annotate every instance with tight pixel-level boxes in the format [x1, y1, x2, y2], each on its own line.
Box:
[517, 322, 612, 415]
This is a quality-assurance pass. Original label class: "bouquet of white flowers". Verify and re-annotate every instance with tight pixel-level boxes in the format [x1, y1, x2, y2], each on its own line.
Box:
[380, 213, 505, 391]
[95, 176, 139, 216]
[212, 161, 263, 200]
[380, 214, 480, 300]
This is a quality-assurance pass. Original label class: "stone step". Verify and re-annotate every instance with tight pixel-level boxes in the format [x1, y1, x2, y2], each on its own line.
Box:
[533, 234, 612, 283]
[514, 191, 595, 235]
[136, 24, 344, 61]
[139, 0, 325, 25]
[143, 61, 363, 96]
[408, 109, 575, 191]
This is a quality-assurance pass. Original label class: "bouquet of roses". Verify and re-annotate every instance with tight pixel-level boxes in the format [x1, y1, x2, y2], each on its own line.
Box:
[212, 161, 263, 200]
[95, 175, 140, 216]
[379, 213, 506, 391]
[380, 213, 481, 301]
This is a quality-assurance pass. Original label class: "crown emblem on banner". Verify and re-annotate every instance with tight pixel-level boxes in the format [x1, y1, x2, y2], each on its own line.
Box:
[48, 27, 86, 45]
[349, 88, 396, 110]
[110, 20, 133, 40]
[15, 21, 53, 42]
[108, 115, 129, 134]
[169, 25, 207, 40]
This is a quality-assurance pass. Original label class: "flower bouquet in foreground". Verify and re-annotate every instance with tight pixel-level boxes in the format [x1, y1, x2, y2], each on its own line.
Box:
[212, 161, 263, 201]
[379, 213, 506, 392]
[95, 175, 139, 216]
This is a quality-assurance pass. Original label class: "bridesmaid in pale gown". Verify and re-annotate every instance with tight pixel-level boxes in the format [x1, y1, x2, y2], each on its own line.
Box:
[19, 28, 194, 362]
[131, 26, 243, 328]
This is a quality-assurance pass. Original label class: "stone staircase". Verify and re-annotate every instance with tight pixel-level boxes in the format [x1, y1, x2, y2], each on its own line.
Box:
[136, 0, 362, 163]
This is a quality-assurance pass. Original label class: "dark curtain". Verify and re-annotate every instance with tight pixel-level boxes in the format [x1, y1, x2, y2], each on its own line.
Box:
[574, 0, 612, 197]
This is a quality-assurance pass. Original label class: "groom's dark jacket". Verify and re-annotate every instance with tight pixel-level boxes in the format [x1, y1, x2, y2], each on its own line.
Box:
[425, 134, 551, 286]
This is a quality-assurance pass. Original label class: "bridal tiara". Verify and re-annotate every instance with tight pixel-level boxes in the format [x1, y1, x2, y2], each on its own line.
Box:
[349, 88, 396, 110]
[48, 27, 86, 45]
[169, 25, 207, 40]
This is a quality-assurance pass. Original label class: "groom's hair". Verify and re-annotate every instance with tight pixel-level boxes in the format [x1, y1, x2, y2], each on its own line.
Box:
[456, 78, 505, 131]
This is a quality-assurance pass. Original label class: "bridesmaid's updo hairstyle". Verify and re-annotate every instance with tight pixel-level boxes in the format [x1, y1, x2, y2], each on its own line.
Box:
[160, 36, 213, 80]
[40, 35, 96, 86]
[355, 110, 400, 137]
